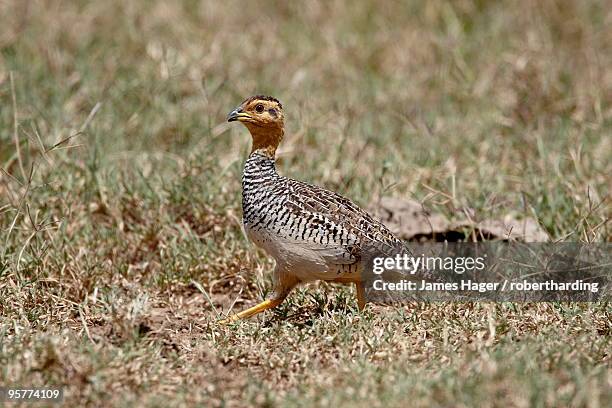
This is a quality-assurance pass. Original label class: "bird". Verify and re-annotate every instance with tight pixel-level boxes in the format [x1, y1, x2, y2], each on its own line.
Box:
[221, 95, 406, 323]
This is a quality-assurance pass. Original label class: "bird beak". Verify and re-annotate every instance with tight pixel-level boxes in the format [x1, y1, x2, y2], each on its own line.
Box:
[227, 106, 249, 122]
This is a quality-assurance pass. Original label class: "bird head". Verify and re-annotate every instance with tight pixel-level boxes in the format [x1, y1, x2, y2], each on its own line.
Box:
[227, 95, 284, 157]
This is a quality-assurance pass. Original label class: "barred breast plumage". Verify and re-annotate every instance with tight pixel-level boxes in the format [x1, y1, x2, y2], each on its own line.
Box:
[242, 152, 402, 283]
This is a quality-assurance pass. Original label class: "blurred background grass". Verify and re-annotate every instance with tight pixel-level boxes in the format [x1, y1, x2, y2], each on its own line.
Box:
[0, 0, 610, 406]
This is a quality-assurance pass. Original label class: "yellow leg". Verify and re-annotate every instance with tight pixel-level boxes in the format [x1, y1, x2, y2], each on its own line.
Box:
[219, 297, 284, 324]
[219, 271, 298, 324]
[355, 282, 366, 311]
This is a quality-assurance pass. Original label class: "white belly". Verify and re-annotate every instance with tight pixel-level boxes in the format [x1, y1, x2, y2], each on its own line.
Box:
[244, 225, 332, 282]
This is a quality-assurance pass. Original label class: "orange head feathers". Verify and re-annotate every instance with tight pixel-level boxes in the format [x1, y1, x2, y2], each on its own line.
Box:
[227, 95, 284, 157]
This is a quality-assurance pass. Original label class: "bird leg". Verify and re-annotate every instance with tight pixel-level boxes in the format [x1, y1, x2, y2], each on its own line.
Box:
[355, 282, 366, 311]
[218, 297, 286, 324]
[218, 272, 297, 324]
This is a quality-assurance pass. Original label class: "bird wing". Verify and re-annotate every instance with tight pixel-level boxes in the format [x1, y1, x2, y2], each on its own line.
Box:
[283, 178, 403, 266]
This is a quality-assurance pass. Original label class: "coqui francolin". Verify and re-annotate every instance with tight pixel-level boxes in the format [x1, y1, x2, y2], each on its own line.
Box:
[222, 95, 408, 323]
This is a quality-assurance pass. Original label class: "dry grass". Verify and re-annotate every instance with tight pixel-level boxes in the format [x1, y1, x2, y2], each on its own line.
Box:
[0, 0, 610, 406]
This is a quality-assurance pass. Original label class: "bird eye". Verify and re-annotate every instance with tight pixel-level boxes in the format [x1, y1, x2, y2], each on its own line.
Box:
[255, 104, 264, 113]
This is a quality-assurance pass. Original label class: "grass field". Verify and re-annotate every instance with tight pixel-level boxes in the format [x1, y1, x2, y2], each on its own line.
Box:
[1, 0, 610, 406]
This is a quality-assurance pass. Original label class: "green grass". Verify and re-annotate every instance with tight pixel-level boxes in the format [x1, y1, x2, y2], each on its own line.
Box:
[0, 0, 610, 406]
